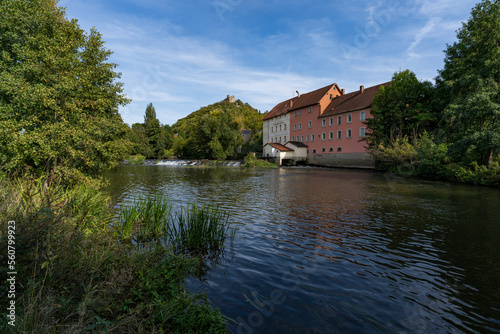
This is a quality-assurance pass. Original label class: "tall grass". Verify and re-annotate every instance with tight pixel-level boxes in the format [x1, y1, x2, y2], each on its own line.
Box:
[167, 203, 234, 255]
[0, 174, 229, 333]
[116, 193, 235, 256]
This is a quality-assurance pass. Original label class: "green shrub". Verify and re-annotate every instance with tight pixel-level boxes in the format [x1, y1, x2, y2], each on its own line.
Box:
[244, 153, 277, 168]
[125, 154, 146, 164]
[372, 137, 418, 171]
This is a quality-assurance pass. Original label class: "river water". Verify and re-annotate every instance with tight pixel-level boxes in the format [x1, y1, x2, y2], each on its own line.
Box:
[104, 164, 500, 334]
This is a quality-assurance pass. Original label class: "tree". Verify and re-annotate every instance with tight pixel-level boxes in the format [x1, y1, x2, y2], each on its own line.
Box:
[365, 70, 435, 148]
[0, 0, 130, 182]
[143, 103, 166, 158]
[437, 0, 500, 166]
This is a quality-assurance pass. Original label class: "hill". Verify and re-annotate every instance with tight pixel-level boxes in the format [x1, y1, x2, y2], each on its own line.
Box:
[171, 98, 266, 159]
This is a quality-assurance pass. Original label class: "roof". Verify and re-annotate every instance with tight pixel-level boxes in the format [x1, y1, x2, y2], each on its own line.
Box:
[286, 141, 308, 148]
[263, 97, 298, 121]
[290, 83, 338, 111]
[264, 143, 294, 151]
[321, 82, 390, 117]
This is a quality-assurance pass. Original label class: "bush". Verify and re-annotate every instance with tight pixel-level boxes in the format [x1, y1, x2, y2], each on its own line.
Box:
[0, 174, 229, 333]
[125, 155, 146, 164]
[372, 137, 418, 172]
[414, 133, 450, 179]
[244, 153, 277, 168]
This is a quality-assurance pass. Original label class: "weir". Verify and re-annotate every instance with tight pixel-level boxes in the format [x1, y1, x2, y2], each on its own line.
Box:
[143, 160, 243, 167]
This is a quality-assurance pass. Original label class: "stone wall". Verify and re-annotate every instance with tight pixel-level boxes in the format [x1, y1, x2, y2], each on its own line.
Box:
[307, 152, 375, 169]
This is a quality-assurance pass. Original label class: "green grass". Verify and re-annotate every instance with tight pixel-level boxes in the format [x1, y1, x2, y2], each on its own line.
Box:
[0, 174, 230, 333]
[116, 194, 235, 256]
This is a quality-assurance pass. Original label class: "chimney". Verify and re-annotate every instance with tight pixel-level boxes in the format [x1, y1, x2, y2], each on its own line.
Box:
[360, 85, 365, 94]
[341, 88, 345, 95]
[290, 99, 293, 108]
[296, 90, 300, 98]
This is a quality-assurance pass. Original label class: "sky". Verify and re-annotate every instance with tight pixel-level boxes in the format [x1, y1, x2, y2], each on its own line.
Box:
[61, 0, 480, 126]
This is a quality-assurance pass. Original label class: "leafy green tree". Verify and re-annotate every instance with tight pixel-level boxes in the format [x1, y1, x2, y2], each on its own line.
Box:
[127, 123, 153, 157]
[0, 0, 130, 182]
[365, 70, 435, 148]
[437, 0, 500, 166]
[143, 103, 166, 158]
[172, 99, 261, 159]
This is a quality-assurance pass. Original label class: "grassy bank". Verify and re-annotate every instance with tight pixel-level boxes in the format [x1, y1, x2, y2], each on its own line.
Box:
[243, 154, 277, 168]
[0, 173, 231, 333]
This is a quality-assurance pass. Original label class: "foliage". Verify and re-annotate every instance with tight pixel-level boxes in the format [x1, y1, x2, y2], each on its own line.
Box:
[127, 104, 174, 159]
[0, 0, 131, 182]
[0, 174, 229, 333]
[244, 153, 277, 168]
[240, 131, 264, 157]
[365, 70, 435, 149]
[437, 0, 500, 166]
[125, 154, 146, 164]
[372, 137, 418, 173]
[414, 133, 450, 179]
[172, 99, 263, 159]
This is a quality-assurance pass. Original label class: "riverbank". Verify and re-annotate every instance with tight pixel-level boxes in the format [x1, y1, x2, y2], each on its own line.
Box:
[0, 173, 229, 333]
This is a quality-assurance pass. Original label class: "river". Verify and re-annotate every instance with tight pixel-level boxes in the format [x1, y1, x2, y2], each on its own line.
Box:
[104, 164, 500, 333]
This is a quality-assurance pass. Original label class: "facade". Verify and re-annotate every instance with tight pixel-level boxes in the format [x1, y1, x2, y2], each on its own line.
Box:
[262, 97, 297, 145]
[263, 82, 390, 168]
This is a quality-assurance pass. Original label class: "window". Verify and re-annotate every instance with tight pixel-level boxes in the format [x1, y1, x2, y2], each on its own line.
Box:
[329, 147, 333, 152]
[271, 127, 273, 133]
[299, 123, 302, 130]
[337, 130, 342, 139]
[347, 114, 352, 123]
[329, 118, 333, 126]
[360, 127, 366, 137]
[322, 132, 326, 140]
[294, 110, 297, 116]
[284, 124, 286, 130]
[312, 149, 317, 153]
[309, 106, 312, 113]
[360, 111, 366, 121]
[299, 109, 302, 115]
[337, 147, 342, 152]
[301, 135, 304, 142]
[284, 136, 287, 142]
[306, 135, 309, 142]
[337, 116, 342, 125]
[322, 119, 326, 127]
[271, 138, 273, 143]
[278, 137, 281, 143]
[292, 136, 295, 141]
[279, 125, 282, 131]
[294, 124, 297, 130]
[322, 148, 326, 152]
[347, 129, 352, 138]
[311, 134, 315, 142]
[329, 131, 334, 140]
[308, 121, 312, 129]
[329, 94, 333, 100]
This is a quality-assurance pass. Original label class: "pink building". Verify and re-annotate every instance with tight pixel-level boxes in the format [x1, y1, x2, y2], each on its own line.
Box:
[264, 82, 390, 168]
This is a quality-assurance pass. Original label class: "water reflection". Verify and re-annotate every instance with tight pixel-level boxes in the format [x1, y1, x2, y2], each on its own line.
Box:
[104, 166, 500, 334]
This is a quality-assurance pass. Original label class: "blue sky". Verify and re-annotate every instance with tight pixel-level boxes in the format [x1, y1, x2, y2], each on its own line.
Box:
[61, 0, 479, 126]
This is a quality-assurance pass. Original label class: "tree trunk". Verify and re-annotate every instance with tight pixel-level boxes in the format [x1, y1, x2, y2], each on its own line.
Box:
[487, 146, 493, 167]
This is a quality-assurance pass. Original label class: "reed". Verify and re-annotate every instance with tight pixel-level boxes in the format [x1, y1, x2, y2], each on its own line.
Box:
[117, 193, 172, 242]
[167, 203, 234, 255]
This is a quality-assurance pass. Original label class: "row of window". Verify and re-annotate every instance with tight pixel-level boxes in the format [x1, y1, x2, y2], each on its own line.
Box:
[291, 128, 366, 142]
[312, 147, 343, 153]
[270, 136, 287, 143]
[293, 106, 313, 116]
[293, 112, 366, 131]
[270, 123, 286, 133]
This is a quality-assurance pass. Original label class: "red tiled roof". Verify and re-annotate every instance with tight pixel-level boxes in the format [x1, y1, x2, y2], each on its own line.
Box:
[264, 143, 294, 151]
[263, 97, 298, 121]
[321, 82, 390, 117]
[290, 83, 338, 111]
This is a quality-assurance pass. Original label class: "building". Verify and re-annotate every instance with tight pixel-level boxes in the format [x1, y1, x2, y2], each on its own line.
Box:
[263, 82, 389, 168]
[262, 97, 297, 145]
